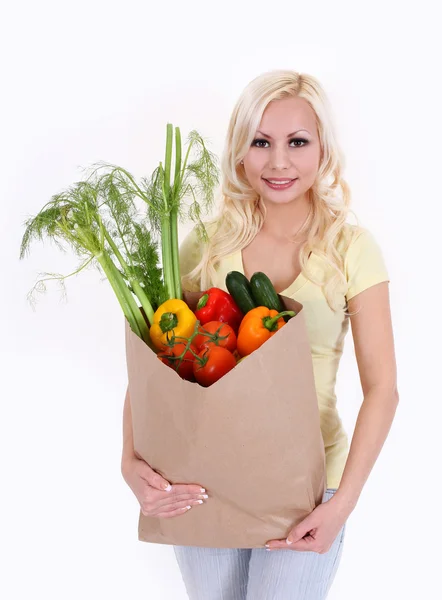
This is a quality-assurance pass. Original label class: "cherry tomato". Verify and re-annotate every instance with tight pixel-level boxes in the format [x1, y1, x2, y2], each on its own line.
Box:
[193, 321, 237, 353]
[193, 345, 237, 387]
[158, 342, 197, 381]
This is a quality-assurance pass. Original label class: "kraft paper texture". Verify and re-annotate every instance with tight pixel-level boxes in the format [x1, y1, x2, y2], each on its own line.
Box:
[125, 292, 326, 548]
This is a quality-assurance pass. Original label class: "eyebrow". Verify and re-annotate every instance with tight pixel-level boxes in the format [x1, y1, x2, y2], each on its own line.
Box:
[256, 129, 310, 138]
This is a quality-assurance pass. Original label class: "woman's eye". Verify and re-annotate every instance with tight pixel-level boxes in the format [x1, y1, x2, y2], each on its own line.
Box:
[251, 138, 308, 148]
[290, 138, 308, 147]
[252, 138, 269, 148]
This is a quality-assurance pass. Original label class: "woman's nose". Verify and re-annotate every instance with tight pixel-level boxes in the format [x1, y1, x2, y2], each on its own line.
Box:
[268, 145, 291, 170]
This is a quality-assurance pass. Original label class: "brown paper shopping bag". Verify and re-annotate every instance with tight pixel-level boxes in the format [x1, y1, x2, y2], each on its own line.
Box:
[125, 292, 326, 548]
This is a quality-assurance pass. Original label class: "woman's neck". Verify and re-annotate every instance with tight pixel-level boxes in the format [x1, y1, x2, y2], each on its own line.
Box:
[260, 196, 312, 242]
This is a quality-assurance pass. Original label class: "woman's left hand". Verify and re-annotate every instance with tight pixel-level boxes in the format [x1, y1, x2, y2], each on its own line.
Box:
[265, 496, 350, 554]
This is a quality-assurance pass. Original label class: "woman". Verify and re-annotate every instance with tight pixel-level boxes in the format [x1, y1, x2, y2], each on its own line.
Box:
[122, 69, 399, 599]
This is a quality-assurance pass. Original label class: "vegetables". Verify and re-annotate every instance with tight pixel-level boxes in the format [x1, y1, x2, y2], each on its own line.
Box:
[152, 269, 298, 385]
[143, 125, 220, 300]
[193, 345, 237, 387]
[193, 321, 237, 353]
[20, 123, 220, 347]
[225, 271, 257, 315]
[225, 270, 294, 325]
[249, 271, 285, 313]
[195, 287, 243, 333]
[19, 111, 303, 388]
[158, 342, 198, 381]
[150, 299, 197, 351]
[19, 178, 162, 347]
[155, 317, 237, 386]
[153, 273, 297, 385]
[237, 307, 296, 357]
[92, 126, 219, 302]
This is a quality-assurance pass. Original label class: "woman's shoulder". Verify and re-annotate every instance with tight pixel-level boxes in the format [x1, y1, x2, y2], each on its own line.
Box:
[338, 222, 389, 299]
[336, 222, 375, 257]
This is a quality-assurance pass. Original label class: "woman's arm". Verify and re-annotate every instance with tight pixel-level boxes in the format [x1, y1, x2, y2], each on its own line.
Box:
[333, 281, 400, 515]
[121, 386, 139, 469]
[266, 281, 399, 551]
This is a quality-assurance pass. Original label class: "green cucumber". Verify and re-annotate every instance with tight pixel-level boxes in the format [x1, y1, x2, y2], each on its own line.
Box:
[225, 271, 257, 314]
[249, 271, 285, 313]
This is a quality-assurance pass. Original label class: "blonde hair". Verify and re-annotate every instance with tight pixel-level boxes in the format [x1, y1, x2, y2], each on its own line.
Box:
[182, 69, 363, 314]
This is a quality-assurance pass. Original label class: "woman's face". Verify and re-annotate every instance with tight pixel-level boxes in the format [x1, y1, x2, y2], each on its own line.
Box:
[241, 96, 321, 206]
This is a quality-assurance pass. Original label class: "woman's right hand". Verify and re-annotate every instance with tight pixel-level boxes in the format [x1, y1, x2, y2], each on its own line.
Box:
[121, 454, 208, 519]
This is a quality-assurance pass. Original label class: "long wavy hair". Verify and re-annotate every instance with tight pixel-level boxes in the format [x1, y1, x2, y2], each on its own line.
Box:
[182, 69, 363, 314]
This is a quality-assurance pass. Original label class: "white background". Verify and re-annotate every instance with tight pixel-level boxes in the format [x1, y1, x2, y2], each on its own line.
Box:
[2, 1, 441, 598]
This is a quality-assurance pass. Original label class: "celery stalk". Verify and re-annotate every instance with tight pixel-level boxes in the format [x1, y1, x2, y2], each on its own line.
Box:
[73, 223, 152, 346]
[164, 124, 173, 198]
[95, 251, 153, 347]
[170, 208, 181, 299]
[162, 124, 177, 298]
[161, 214, 175, 299]
[170, 126, 182, 299]
[103, 228, 155, 325]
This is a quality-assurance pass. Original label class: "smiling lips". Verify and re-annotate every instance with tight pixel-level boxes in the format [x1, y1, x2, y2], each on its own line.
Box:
[263, 177, 297, 190]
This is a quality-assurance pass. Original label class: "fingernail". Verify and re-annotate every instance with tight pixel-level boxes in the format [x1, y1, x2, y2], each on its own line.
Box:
[200, 488, 206, 493]
[164, 483, 172, 491]
[265, 544, 270, 548]
[198, 494, 209, 499]
[286, 538, 293, 545]
[195, 500, 203, 504]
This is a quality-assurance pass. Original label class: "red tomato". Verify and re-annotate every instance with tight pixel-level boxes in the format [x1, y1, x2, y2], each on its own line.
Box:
[158, 342, 198, 381]
[193, 345, 237, 387]
[193, 321, 237, 353]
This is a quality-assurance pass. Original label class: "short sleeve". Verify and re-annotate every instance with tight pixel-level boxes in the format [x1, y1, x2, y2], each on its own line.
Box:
[345, 228, 390, 300]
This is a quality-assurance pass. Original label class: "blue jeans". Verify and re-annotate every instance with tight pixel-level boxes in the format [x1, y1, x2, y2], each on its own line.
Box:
[173, 488, 346, 600]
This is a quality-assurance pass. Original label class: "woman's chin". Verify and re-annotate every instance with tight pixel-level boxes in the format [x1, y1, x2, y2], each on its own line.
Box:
[261, 191, 300, 205]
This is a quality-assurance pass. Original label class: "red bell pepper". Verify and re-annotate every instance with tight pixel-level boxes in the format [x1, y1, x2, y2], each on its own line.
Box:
[195, 287, 244, 333]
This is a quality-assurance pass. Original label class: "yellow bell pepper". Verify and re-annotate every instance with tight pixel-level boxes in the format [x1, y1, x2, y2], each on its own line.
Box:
[150, 299, 197, 351]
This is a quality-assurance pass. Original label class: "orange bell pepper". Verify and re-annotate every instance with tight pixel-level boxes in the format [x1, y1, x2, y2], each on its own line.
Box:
[237, 306, 295, 357]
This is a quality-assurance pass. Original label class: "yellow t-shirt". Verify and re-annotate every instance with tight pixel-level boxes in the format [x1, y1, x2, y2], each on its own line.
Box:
[179, 222, 390, 489]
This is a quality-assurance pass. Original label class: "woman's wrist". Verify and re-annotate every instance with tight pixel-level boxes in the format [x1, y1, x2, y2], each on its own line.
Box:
[331, 487, 359, 517]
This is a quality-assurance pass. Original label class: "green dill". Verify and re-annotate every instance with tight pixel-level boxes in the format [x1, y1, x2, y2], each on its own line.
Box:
[20, 123, 220, 345]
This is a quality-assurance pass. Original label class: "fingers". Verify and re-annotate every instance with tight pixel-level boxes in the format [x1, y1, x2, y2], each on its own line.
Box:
[140, 463, 204, 497]
[265, 538, 307, 550]
[139, 462, 172, 491]
[142, 497, 206, 518]
[139, 484, 209, 518]
[265, 535, 321, 552]
[123, 455, 209, 520]
[154, 491, 209, 510]
[154, 506, 194, 519]
[169, 483, 207, 495]
[147, 484, 208, 506]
